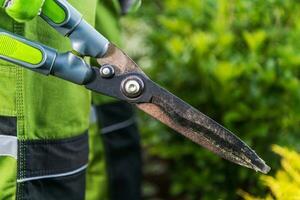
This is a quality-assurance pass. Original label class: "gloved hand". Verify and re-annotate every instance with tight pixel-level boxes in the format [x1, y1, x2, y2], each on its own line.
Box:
[0, 0, 44, 22]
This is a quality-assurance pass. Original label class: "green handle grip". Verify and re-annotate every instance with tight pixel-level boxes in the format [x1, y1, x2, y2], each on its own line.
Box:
[42, 0, 68, 24]
[0, 29, 93, 84]
[0, 30, 50, 73]
[1, 0, 109, 57]
[41, 0, 109, 58]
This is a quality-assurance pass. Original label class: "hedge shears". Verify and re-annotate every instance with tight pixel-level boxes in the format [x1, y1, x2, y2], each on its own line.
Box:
[0, 0, 270, 173]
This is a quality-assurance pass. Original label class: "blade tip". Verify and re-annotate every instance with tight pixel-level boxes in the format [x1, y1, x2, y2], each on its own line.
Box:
[260, 164, 271, 174]
[253, 160, 271, 174]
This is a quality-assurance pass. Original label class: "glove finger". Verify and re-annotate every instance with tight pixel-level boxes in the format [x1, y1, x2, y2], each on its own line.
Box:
[5, 0, 44, 23]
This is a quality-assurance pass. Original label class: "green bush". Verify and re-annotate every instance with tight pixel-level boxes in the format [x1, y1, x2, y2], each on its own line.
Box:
[125, 0, 300, 199]
[239, 145, 300, 200]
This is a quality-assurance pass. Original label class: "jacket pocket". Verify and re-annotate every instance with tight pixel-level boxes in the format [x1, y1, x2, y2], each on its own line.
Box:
[20, 168, 87, 200]
[17, 132, 89, 200]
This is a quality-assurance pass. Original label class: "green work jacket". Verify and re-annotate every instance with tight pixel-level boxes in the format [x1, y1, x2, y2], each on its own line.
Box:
[0, 3, 96, 140]
[0, 0, 97, 199]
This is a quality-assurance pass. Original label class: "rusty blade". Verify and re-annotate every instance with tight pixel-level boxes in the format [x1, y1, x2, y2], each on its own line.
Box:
[97, 44, 270, 173]
[97, 44, 144, 75]
[137, 88, 270, 174]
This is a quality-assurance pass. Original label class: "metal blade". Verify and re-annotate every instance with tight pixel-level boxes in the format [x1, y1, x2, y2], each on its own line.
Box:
[136, 87, 271, 174]
[97, 44, 270, 173]
[97, 43, 144, 75]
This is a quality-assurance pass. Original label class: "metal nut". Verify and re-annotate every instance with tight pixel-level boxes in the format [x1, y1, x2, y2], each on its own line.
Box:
[121, 76, 144, 98]
[100, 64, 115, 78]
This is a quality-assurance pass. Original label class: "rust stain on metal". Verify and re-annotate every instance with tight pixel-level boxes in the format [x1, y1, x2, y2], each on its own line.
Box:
[136, 103, 219, 155]
[137, 96, 270, 174]
[96, 43, 271, 174]
[97, 44, 144, 75]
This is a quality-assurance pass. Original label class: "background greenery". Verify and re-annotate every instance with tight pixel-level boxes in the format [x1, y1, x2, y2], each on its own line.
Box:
[122, 0, 300, 199]
[239, 145, 300, 200]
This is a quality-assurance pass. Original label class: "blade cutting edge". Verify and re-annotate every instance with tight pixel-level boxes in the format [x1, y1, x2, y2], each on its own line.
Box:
[97, 44, 270, 173]
[136, 88, 271, 174]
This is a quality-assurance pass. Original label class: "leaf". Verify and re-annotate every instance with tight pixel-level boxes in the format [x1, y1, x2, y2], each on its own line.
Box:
[243, 30, 267, 52]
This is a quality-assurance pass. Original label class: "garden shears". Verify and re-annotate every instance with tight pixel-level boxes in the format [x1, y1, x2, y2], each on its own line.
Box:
[0, 0, 270, 173]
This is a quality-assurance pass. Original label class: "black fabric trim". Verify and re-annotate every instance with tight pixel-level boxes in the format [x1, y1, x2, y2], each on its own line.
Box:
[21, 169, 86, 200]
[96, 101, 142, 200]
[102, 125, 142, 200]
[118, 0, 133, 15]
[96, 100, 136, 127]
[0, 116, 17, 136]
[18, 132, 89, 179]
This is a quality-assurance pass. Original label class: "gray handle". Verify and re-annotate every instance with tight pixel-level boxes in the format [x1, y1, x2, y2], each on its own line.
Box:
[40, 0, 109, 58]
[0, 29, 93, 85]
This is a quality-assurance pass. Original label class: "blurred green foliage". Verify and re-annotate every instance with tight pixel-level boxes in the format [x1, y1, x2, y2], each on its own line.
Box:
[239, 145, 300, 200]
[125, 0, 300, 199]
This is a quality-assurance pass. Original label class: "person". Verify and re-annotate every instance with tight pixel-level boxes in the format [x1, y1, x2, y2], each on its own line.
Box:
[87, 1, 142, 200]
[0, 0, 141, 199]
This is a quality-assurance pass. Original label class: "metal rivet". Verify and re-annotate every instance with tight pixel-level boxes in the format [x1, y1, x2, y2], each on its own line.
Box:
[100, 64, 115, 78]
[125, 80, 141, 94]
[121, 76, 144, 98]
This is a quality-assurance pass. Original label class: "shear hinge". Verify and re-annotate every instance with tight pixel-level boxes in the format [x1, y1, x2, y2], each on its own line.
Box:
[85, 66, 155, 103]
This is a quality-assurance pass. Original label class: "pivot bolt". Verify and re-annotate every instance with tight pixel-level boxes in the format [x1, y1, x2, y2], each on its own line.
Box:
[100, 64, 115, 78]
[125, 80, 140, 94]
[121, 76, 144, 98]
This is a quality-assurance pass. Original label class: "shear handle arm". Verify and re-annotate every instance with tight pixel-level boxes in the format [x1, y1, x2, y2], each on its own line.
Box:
[0, 29, 93, 85]
[41, 0, 109, 58]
